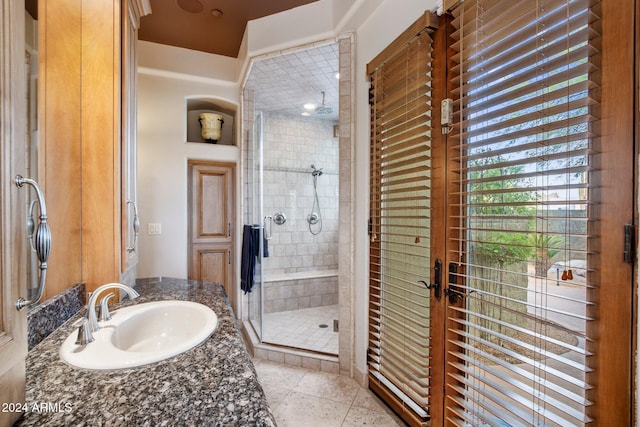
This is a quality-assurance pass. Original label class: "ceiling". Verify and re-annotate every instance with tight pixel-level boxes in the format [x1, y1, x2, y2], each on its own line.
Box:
[244, 42, 340, 121]
[139, 0, 320, 58]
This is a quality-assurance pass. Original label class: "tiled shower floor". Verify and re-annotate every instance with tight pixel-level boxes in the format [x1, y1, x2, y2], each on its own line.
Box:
[262, 304, 339, 354]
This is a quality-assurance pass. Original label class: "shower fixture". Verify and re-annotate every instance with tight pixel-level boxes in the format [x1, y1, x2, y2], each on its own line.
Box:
[310, 164, 323, 177]
[273, 212, 287, 225]
[308, 164, 323, 235]
[314, 91, 333, 115]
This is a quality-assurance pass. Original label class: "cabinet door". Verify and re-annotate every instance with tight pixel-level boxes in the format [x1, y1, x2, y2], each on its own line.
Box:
[0, 1, 28, 424]
[190, 245, 231, 289]
[188, 161, 235, 304]
[121, 0, 144, 275]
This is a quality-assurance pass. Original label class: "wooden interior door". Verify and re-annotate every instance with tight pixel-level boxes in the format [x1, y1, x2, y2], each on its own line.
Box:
[188, 161, 235, 306]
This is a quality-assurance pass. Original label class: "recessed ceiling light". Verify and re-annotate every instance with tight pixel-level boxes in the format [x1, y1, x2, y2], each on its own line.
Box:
[211, 8, 223, 17]
[303, 103, 316, 110]
[301, 112, 311, 116]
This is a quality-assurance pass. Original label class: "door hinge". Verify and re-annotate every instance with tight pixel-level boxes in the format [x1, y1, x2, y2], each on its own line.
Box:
[624, 224, 635, 264]
[228, 250, 231, 265]
[441, 98, 453, 135]
[228, 222, 231, 237]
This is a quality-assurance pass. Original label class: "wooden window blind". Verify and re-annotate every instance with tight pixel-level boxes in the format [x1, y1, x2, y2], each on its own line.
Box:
[368, 18, 437, 422]
[446, 0, 600, 425]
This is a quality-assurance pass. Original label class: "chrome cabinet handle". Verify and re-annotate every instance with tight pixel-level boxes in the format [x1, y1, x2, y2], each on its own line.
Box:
[126, 199, 140, 253]
[26, 199, 39, 252]
[15, 175, 51, 311]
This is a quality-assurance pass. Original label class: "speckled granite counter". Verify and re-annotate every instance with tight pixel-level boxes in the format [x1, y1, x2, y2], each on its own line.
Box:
[16, 277, 276, 426]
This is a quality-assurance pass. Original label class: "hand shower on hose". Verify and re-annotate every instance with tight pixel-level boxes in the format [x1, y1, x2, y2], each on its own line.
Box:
[308, 164, 323, 235]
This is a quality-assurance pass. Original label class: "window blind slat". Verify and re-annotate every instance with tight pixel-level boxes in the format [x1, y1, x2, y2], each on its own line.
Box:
[456, 95, 596, 142]
[370, 85, 432, 117]
[451, 42, 600, 101]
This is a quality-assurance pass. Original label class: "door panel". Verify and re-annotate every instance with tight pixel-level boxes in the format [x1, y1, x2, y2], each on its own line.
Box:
[199, 173, 226, 238]
[190, 163, 231, 243]
[191, 246, 230, 289]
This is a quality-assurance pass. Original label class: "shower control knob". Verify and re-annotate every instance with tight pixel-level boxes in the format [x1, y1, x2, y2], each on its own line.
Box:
[274, 212, 287, 225]
[307, 212, 320, 225]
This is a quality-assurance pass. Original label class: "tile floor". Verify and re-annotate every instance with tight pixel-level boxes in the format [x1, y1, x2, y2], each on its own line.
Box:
[252, 358, 406, 426]
[262, 305, 339, 354]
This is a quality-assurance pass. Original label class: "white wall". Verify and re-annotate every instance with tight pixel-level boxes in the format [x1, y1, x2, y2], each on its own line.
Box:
[136, 42, 239, 279]
[244, 1, 334, 57]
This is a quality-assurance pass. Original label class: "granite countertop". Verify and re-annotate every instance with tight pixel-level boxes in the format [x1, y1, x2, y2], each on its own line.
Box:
[17, 277, 276, 426]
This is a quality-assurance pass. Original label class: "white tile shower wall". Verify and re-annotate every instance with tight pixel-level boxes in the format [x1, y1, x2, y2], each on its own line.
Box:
[264, 275, 339, 313]
[262, 112, 339, 276]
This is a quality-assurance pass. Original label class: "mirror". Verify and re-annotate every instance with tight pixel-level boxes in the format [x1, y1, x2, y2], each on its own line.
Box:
[23, 0, 83, 305]
[24, 1, 40, 300]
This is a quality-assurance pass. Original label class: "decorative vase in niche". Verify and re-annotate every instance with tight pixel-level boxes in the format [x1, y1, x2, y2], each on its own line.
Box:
[198, 113, 224, 143]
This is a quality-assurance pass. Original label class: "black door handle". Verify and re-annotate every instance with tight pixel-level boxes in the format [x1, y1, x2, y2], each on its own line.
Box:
[419, 258, 442, 300]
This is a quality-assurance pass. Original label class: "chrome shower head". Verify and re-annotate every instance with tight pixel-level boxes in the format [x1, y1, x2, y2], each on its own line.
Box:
[314, 91, 333, 115]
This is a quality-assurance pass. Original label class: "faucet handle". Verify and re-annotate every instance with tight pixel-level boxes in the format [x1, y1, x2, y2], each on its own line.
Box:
[75, 318, 95, 345]
[97, 292, 115, 322]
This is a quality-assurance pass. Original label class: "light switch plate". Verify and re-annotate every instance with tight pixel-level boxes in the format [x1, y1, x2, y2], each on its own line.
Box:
[148, 223, 161, 235]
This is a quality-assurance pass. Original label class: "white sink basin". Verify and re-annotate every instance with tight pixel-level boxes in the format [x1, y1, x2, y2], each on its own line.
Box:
[60, 300, 218, 370]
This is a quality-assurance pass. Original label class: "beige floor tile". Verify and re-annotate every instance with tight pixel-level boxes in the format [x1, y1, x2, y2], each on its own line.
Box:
[341, 406, 405, 427]
[272, 391, 351, 427]
[260, 383, 290, 408]
[293, 370, 360, 404]
[351, 387, 389, 411]
[253, 358, 309, 389]
[252, 357, 406, 426]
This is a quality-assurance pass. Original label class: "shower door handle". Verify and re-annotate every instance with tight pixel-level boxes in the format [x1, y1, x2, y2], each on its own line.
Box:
[264, 215, 273, 240]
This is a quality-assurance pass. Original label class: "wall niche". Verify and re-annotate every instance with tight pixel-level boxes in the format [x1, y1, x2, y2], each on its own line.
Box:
[186, 98, 235, 146]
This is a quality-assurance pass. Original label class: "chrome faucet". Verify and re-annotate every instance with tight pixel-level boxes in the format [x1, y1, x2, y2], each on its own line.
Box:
[97, 292, 115, 322]
[76, 283, 140, 345]
[87, 283, 140, 332]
